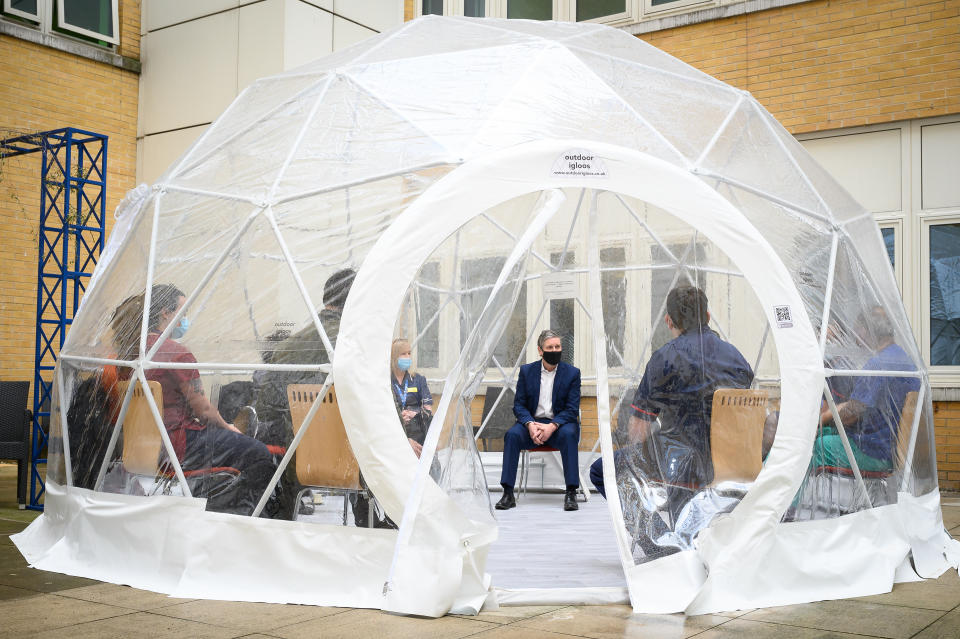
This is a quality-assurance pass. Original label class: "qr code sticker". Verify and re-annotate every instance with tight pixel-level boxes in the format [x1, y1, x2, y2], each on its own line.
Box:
[774, 305, 793, 328]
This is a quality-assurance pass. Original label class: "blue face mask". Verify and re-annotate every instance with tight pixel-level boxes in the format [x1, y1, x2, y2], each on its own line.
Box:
[397, 357, 412, 371]
[171, 316, 190, 339]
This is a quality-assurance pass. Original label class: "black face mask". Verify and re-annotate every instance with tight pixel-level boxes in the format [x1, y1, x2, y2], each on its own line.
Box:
[542, 350, 562, 366]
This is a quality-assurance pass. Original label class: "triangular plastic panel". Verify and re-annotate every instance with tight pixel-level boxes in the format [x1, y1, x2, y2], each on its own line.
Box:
[270, 172, 425, 300]
[346, 45, 546, 159]
[347, 15, 539, 67]
[570, 48, 742, 166]
[165, 74, 328, 185]
[699, 100, 834, 223]
[473, 15, 598, 41]
[168, 80, 331, 202]
[563, 26, 724, 86]
[762, 112, 869, 224]
[270, 75, 455, 202]
[166, 210, 323, 366]
[466, 47, 685, 164]
[275, 24, 413, 77]
[713, 180, 833, 331]
[62, 197, 156, 361]
[150, 191, 260, 265]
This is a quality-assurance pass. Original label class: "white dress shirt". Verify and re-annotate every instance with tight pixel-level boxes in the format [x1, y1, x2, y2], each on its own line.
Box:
[534, 363, 556, 420]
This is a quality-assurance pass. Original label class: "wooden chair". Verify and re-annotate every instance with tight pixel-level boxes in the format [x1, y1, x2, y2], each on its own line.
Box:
[117, 381, 241, 496]
[286, 384, 371, 525]
[631, 388, 766, 538]
[709, 388, 768, 487]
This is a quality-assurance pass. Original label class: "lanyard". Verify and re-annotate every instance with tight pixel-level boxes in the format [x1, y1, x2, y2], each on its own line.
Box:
[393, 376, 410, 407]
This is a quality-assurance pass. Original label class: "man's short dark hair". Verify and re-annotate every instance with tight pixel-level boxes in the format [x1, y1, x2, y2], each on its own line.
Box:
[323, 268, 356, 309]
[666, 286, 709, 333]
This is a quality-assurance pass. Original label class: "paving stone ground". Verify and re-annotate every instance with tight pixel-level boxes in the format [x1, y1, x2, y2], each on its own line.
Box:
[2, 463, 959, 639]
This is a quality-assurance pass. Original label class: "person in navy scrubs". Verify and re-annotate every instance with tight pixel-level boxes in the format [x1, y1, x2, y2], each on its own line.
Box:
[590, 286, 754, 498]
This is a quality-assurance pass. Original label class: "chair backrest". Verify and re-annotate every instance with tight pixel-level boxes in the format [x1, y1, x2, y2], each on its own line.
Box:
[710, 388, 768, 485]
[479, 386, 515, 442]
[117, 380, 164, 476]
[0, 381, 30, 444]
[287, 384, 360, 491]
[895, 391, 920, 470]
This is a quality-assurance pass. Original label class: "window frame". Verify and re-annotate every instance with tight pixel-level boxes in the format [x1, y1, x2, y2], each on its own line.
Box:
[920, 216, 960, 379]
[3, 0, 40, 22]
[416, 0, 450, 16]
[55, 0, 119, 45]
[568, 0, 639, 24]
[642, 0, 712, 18]
[420, 0, 640, 24]
[1, 0, 118, 47]
[876, 219, 903, 293]
[913, 115, 960, 384]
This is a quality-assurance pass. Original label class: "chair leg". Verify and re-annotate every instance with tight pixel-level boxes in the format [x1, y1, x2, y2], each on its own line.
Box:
[292, 487, 309, 523]
[518, 451, 528, 498]
[577, 465, 590, 502]
[343, 491, 349, 526]
[17, 458, 27, 508]
[367, 492, 374, 529]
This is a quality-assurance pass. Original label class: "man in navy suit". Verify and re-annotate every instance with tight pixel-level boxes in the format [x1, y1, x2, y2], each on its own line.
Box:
[496, 329, 582, 512]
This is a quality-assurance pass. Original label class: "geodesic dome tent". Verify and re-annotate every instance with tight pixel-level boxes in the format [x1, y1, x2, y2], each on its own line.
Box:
[14, 15, 960, 617]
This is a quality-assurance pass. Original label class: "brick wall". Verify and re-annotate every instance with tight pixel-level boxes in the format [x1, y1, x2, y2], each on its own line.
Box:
[638, 0, 960, 133]
[0, 0, 140, 400]
[935, 401, 960, 492]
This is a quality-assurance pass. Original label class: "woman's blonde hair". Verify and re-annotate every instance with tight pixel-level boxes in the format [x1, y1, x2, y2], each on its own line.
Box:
[391, 338, 411, 372]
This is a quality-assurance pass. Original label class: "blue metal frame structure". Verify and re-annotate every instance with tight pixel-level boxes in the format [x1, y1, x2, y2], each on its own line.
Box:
[0, 128, 108, 510]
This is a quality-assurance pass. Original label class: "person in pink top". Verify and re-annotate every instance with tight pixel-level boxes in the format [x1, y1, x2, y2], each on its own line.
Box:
[112, 284, 276, 515]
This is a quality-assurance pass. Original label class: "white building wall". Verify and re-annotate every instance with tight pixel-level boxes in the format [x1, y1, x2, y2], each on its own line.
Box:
[798, 114, 960, 392]
[136, 0, 404, 184]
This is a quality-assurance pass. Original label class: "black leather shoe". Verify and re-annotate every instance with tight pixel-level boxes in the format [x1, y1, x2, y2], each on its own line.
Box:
[564, 489, 579, 511]
[495, 488, 516, 510]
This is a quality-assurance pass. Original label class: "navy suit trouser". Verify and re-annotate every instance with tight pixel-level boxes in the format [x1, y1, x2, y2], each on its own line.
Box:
[500, 419, 580, 488]
[183, 427, 276, 515]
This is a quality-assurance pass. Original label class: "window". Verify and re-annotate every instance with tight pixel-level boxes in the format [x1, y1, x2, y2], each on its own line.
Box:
[881, 227, 896, 268]
[507, 0, 552, 20]
[575, 0, 626, 21]
[928, 223, 960, 367]
[2, 0, 118, 46]
[464, 0, 486, 16]
[549, 251, 576, 365]
[4, 0, 38, 21]
[650, 242, 704, 351]
[877, 221, 902, 292]
[416, 262, 441, 368]
[600, 246, 626, 367]
[56, 0, 118, 43]
[422, 0, 444, 15]
[460, 256, 527, 367]
[419, 0, 635, 24]
[645, 0, 708, 14]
